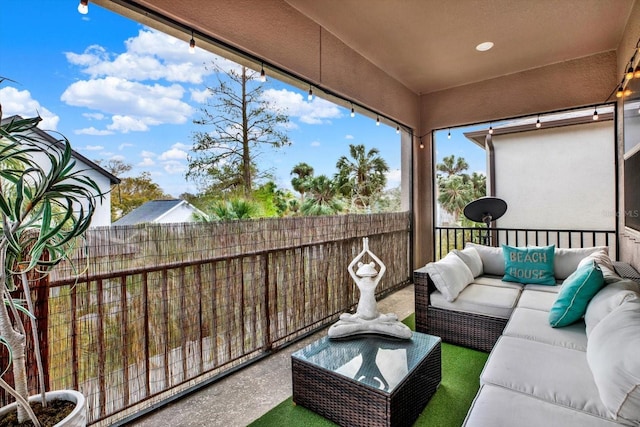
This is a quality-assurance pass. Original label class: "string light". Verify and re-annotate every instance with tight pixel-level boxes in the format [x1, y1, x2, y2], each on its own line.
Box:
[536, 115, 541, 128]
[189, 31, 195, 54]
[626, 65, 634, 81]
[308, 87, 313, 101]
[350, 104, 355, 117]
[593, 107, 599, 121]
[447, 128, 451, 139]
[617, 86, 625, 98]
[260, 64, 266, 82]
[419, 137, 424, 149]
[77, 0, 88, 14]
[376, 116, 380, 126]
[396, 125, 400, 134]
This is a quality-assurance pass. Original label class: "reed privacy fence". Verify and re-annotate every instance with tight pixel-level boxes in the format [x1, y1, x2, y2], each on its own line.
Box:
[10, 213, 411, 426]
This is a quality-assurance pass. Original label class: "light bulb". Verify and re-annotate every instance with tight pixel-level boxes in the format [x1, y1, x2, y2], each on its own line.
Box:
[308, 87, 313, 101]
[617, 87, 624, 98]
[396, 126, 400, 134]
[626, 66, 634, 81]
[77, 0, 88, 14]
[593, 109, 599, 120]
[488, 125, 493, 135]
[635, 66, 640, 79]
[447, 129, 451, 139]
[189, 36, 195, 54]
[536, 116, 541, 128]
[260, 66, 266, 82]
[419, 141, 424, 149]
[350, 105, 355, 117]
[625, 88, 632, 97]
[376, 116, 380, 126]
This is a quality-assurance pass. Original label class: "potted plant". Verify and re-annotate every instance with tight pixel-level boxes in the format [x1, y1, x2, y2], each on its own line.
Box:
[0, 96, 101, 425]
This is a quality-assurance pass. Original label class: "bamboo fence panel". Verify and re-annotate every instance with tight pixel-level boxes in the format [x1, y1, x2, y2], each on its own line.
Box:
[24, 213, 411, 426]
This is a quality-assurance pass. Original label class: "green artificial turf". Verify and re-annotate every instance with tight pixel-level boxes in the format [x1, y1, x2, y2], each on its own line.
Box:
[249, 314, 488, 427]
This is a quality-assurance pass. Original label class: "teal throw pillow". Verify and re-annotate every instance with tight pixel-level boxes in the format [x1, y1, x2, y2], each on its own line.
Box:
[549, 260, 605, 328]
[502, 245, 556, 285]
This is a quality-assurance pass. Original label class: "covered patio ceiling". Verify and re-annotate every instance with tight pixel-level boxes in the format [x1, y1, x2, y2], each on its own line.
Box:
[285, 0, 635, 95]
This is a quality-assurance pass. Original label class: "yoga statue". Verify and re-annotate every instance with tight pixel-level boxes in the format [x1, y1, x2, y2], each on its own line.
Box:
[328, 237, 412, 339]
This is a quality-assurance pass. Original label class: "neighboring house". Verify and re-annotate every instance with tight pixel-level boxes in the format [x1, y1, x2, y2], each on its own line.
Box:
[113, 199, 206, 225]
[1, 115, 120, 227]
[464, 108, 616, 233]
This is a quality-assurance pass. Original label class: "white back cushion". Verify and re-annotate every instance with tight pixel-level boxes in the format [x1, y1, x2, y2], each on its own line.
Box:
[424, 251, 474, 302]
[453, 246, 483, 277]
[465, 242, 504, 276]
[555, 247, 608, 280]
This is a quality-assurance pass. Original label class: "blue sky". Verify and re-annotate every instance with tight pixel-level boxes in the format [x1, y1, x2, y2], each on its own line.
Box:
[0, 1, 485, 197]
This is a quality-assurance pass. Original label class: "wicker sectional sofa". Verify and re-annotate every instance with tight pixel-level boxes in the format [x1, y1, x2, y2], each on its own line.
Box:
[413, 243, 640, 426]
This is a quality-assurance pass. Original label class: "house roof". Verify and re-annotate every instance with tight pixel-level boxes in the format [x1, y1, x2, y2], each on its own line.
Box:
[1, 115, 120, 185]
[113, 199, 198, 225]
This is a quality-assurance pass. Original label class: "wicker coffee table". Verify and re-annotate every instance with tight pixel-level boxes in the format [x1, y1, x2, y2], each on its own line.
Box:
[291, 332, 441, 427]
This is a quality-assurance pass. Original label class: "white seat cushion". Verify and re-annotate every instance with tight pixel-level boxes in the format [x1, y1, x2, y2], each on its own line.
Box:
[481, 336, 616, 422]
[430, 284, 520, 319]
[503, 307, 588, 351]
[524, 283, 562, 293]
[464, 384, 623, 427]
[471, 275, 524, 290]
[516, 289, 557, 311]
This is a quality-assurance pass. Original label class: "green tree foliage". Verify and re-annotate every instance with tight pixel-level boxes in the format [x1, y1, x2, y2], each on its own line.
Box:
[96, 159, 171, 221]
[188, 62, 291, 197]
[335, 144, 389, 211]
[301, 175, 344, 216]
[436, 155, 486, 225]
[290, 162, 314, 201]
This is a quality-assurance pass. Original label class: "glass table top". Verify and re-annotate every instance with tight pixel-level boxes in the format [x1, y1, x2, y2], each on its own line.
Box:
[292, 332, 440, 393]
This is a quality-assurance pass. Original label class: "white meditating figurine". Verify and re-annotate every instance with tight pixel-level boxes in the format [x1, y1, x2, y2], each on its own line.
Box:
[328, 237, 412, 339]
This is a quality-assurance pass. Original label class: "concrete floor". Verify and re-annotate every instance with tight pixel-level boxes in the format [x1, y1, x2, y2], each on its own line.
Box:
[125, 284, 415, 427]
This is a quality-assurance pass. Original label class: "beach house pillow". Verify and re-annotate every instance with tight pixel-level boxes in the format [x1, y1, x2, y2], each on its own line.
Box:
[465, 242, 504, 276]
[587, 300, 640, 423]
[502, 244, 556, 285]
[549, 260, 605, 327]
[584, 279, 640, 336]
[554, 246, 609, 280]
[424, 251, 474, 302]
[452, 246, 483, 277]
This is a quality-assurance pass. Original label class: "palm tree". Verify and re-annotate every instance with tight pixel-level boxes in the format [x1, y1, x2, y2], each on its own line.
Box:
[469, 172, 487, 199]
[437, 155, 469, 177]
[438, 175, 470, 223]
[335, 144, 389, 211]
[301, 175, 344, 216]
[290, 162, 314, 201]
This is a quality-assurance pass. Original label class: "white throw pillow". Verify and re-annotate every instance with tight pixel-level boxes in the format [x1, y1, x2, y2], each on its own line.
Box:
[452, 246, 483, 277]
[465, 242, 504, 276]
[577, 249, 619, 284]
[554, 246, 609, 280]
[584, 279, 640, 336]
[424, 252, 474, 302]
[587, 299, 640, 423]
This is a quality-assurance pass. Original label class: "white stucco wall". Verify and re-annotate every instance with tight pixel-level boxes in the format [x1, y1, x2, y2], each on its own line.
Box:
[493, 120, 615, 230]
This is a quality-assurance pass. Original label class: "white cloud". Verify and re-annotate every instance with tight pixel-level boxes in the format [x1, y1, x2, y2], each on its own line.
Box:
[138, 157, 155, 167]
[65, 29, 216, 84]
[82, 112, 105, 120]
[61, 77, 194, 133]
[386, 169, 402, 188]
[141, 150, 157, 158]
[80, 145, 104, 151]
[190, 87, 211, 103]
[118, 143, 134, 150]
[159, 146, 188, 161]
[75, 127, 113, 136]
[171, 142, 192, 150]
[261, 88, 342, 125]
[0, 86, 59, 130]
[345, 134, 355, 140]
[162, 160, 186, 174]
[311, 141, 321, 147]
[110, 154, 126, 161]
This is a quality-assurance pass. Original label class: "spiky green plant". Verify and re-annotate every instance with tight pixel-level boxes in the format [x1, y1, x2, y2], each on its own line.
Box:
[0, 110, 102, 425]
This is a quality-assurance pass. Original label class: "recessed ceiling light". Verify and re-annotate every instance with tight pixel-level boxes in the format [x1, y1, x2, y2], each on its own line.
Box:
[476, 41, 494, 52]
